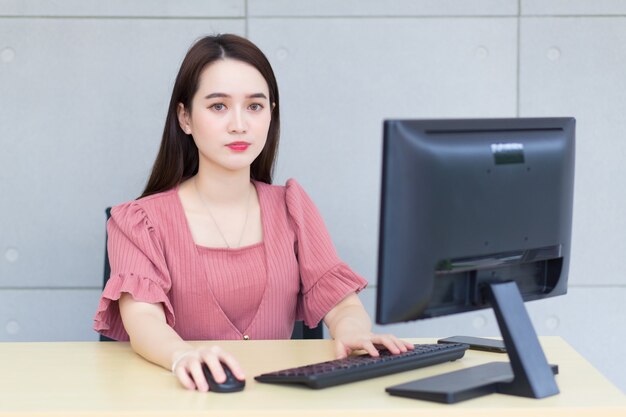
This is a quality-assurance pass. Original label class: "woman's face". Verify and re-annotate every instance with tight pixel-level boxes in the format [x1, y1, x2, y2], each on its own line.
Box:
[178, 58, 272, 175]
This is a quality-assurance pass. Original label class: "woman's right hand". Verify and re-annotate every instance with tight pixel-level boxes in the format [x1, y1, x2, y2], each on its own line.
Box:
[171, 345, 245, 392]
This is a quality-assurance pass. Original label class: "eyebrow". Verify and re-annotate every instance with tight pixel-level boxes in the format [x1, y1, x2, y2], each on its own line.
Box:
[204, 92, 268, 100]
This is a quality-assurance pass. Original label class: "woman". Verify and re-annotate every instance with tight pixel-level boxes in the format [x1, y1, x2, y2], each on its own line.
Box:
[94, 34, 412, 392]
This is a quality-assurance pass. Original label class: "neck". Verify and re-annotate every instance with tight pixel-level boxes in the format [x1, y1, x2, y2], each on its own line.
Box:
[194, 166, 251, 204]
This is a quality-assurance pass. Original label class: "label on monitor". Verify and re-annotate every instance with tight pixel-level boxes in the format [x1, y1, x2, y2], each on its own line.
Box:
[491, 143, 525, 165]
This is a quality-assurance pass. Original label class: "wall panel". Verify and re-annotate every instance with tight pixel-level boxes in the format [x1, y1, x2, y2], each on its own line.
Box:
[0, 0, 244, 17]
[249, 0, 517, 17]
[0, 289, 102, 341]
[522, 1, 626, 15]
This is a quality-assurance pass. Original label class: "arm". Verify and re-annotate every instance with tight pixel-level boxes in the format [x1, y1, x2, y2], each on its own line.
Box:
[323, 293, 414, 359]
[119, 293, 245, 391]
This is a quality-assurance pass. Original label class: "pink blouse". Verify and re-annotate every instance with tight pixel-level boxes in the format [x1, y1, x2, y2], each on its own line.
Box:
[93, 179, 367, 341]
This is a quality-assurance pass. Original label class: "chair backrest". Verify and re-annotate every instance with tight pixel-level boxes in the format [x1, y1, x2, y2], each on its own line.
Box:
[100, 208, 115, 342]
[100, 207, 323, 341]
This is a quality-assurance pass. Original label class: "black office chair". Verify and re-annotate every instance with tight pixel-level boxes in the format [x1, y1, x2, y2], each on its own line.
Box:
[100, 207, 323, 341]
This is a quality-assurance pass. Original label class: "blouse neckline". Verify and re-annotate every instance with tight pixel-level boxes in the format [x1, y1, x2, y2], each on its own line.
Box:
[173, 180, 266, 252]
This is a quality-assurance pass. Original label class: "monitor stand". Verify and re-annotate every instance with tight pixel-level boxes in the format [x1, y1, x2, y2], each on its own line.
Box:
[386, 281, 559, 403]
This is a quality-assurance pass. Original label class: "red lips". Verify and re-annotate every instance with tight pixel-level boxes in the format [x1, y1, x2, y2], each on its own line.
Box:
[226, 141, 250, 152]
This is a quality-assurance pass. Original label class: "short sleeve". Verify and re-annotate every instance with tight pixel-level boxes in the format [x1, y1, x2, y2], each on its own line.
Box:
[93, 202, 175, 341]
[286, 179, 368, 328]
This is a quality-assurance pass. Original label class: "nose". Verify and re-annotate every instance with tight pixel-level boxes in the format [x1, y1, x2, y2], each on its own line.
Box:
[228, 108, 247, 134]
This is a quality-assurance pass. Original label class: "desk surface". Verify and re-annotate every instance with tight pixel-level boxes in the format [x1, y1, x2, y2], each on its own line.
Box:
[1, 337, 624, 416]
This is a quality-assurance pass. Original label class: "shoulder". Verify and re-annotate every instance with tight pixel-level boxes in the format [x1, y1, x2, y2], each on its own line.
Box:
[257, 179, 323, 229]
[254, 178, 308, 197]
[255, 178, 310, 205]
[253, 179, 285, 195]
[284, 178, 315, 208]
[110, 188, 179, 231]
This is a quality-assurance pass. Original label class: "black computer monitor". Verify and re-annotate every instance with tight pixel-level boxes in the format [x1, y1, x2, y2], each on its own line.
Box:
[376, 118, 575, 403]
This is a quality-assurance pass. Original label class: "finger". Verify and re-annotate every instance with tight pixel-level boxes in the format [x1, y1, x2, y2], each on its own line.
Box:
[175, 365, 197, 391]
[204, 352, 227, 384]
[362, 340, 379, 357]
[372, 335, 401, 354]
[188, 360, 209, 392]
[344, 345, 352, 358]
[377, 334, 412, 354]
[216, 351, 245, 381]
[334, 340, 348, 359]
[384, 335, 410, 353]
[388, 336, 414, 352]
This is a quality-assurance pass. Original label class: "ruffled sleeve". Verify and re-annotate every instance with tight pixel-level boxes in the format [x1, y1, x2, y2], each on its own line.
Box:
[286, 179, 368, 328]
[93, 201, 175, 341]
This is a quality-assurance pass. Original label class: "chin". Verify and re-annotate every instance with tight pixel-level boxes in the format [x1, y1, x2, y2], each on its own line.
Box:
[221, 160, 256, 173]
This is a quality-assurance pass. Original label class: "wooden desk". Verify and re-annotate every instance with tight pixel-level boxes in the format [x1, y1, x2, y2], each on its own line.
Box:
[1, 337, 624, 416]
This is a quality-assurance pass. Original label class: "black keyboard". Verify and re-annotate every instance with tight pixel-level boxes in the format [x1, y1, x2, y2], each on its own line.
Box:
[254, 343, 468, 389]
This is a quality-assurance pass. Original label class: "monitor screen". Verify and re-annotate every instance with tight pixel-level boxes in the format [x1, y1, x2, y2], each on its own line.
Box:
[376, 117, 575, 402]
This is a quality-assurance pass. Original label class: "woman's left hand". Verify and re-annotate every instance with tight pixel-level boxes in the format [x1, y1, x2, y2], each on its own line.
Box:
[333, 330, 414, 359]
[324, 293, 414, 359]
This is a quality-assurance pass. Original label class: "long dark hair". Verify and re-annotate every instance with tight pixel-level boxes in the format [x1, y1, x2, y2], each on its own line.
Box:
[140, 34, 280, 198]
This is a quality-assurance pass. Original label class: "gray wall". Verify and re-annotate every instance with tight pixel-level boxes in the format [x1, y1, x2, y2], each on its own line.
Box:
[1, 0, 625, 393]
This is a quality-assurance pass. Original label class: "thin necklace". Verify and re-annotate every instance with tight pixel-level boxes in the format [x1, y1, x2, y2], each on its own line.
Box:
[193, 177, 252, 249]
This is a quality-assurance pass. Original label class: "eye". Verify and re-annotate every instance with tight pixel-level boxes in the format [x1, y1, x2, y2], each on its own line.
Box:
[249, 103, 264, 112]
[210, 103, 226, 111]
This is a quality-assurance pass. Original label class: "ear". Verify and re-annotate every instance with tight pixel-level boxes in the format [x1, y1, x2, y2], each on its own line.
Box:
[177, 103, 192, 135]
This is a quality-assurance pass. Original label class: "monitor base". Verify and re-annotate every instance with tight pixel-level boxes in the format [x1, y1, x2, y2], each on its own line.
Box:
[387, 362, 559, 404]
[387, 281, 560, 403]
